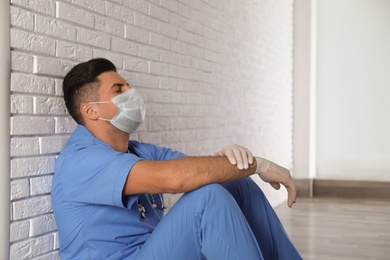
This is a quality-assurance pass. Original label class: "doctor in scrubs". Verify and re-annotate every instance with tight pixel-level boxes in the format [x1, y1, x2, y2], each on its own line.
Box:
[51, 58, 302, 260]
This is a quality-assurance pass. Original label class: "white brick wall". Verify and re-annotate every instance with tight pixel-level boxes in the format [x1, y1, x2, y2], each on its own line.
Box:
[9, 0, 293, 258]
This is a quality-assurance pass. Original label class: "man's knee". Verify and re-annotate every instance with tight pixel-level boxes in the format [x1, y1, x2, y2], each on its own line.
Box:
[189, 183, 238, 209]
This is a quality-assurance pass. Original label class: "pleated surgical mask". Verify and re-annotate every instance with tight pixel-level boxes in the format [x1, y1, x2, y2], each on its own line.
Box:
[89, 88, 146, 134]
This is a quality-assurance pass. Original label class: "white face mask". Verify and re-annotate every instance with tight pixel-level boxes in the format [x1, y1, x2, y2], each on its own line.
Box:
[90, 88, 146, 134]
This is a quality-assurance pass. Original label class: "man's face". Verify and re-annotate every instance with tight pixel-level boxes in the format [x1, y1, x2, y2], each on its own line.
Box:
[95, 71, 131, 120]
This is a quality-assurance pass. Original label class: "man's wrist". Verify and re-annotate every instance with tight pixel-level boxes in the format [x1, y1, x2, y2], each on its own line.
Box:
[255, 156, 271, 174]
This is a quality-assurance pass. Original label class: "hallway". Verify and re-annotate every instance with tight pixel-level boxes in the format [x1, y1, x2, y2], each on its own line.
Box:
[275, 197, 390, 260]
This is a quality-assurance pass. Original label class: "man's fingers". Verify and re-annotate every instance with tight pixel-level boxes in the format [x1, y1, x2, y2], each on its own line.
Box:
[223, 149, 237, 165]
[231, 148, 244, 169]
[247, 149, 254, 165]
[214, 144, 255, 170]
[236, 147, 253, 170]
[239, 147, 251, 169]
[284, 181, 297, 208]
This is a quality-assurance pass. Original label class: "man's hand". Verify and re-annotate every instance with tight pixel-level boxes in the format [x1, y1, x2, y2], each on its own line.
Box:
[255, 157, 297, 208]
[211, 144, 254, 170]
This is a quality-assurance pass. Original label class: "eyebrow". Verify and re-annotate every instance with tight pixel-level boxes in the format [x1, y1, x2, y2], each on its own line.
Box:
[110, 82, 129, 89]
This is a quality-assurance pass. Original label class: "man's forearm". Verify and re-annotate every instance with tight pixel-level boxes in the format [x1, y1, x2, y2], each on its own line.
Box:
[124, 156, 257, 195]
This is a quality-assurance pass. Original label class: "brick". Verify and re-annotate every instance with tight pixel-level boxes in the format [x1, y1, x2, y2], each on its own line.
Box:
[11, 73, 55, 95]
[11, 52, 34, 73]
[138, 132, 163, 145]
[30, 213, 56, 237]
[125, 24, 149, 44]
[159, 77, 178, 90]
[158, 22, 177, 38]
[137, 73, 159, 88]
[11, 179, 30, 200]
[10, 234, 54, 259]
[187, 140, 204, 155]
[29, 251, 60, 260]
[163, 0, 178, 13]
[11, 0, 55, 16]
[195, 58, 213, 72]
[73, 0, 105, 14]
[56, 2, 94, 28]
[53, 232, 59, 250]
[163, 131, 181, 144]
[150, 33, 171, 50]
[55, 117, 78, 134]
[148, 89, 171, 103]
[33, 56, 74, 77]
[123, 57, 148, 73]
[12, 195, 52, 220]
[77, 27, 110, 49]
[55, 79, 64, 96]
[169, 64, 190, 79]
[95, 15, 124, 37]
[35, 15, 76, 41]
[170, 39, 187, 54]
[149, 61, 170, 76]
[170, 91, 187, 103]
[11, 95, 34, 114]
[177, 29, 194, 44]
[10, 137, 39, 157]
[34, 96, 67, 115]
[145, 103, 160, 116]
[169, 117, 187, 129]
[150, 4, 169, 22]
[56, 40, 93, 61]
[10, 220, 30, 242]
[187, 117, 202, 129]
[134, 12, 158, 32]
[39, 135, 69, 154]
[10, 6, 34, 30]
[177, 2, 190, 18]
[179, 129, 196, 142]
[160, 50, 193, 67]
[111, 37, 137, 56]
[106, 2, 134, 24]
[170, 13, 202, 35]
[123, 0, 149, 14]
[30, 176, 53, 196]
[11, 117, 55, 135]
[11, 157, 56, 178]
[137, 45, 160, 61]
[187, 44, 204, 58]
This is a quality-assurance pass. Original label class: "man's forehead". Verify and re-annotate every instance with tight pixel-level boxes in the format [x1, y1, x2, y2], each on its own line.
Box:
[97, 71, 126, 87]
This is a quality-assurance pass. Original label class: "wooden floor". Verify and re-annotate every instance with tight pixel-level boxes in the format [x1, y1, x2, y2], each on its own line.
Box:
[274, 197, 390, 260]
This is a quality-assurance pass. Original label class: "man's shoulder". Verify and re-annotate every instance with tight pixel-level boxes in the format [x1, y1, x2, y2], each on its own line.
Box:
[62, 125, 111, 153]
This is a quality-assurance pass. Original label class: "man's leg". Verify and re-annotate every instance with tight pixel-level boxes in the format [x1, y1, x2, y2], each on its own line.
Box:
[136, 184, 264, 260]
[222, 177, 302, 260]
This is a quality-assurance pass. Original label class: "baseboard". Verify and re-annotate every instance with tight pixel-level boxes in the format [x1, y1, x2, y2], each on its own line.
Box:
[295, 178, 390, 199]
[294, 178, 313, 197]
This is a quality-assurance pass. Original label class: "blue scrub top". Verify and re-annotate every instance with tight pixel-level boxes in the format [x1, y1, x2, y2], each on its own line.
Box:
[51, 125, 186, 260]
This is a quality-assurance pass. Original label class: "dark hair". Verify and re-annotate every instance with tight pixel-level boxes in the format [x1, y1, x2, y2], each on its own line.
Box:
[63, 58, 117, 124]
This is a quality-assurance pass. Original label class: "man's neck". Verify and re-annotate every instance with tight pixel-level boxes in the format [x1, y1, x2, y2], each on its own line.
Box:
[87, 123, 130, 153]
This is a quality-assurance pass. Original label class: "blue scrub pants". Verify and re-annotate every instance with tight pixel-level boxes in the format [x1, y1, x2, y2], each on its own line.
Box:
[136, 177, 302, 260]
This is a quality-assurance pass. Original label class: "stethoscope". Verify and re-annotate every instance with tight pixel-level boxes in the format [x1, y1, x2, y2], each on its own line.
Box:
[137, 193, 166, 219]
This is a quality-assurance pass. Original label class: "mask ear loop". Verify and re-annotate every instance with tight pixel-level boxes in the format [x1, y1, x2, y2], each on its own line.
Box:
[88, 101, 113, 104]
[87, 101, 116, 122]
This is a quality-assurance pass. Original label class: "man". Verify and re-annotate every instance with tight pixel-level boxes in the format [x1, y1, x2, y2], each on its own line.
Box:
[51, 58, 302, 259]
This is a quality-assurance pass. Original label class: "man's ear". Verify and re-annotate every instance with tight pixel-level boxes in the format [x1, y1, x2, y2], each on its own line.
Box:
[80, 103, 99, 121]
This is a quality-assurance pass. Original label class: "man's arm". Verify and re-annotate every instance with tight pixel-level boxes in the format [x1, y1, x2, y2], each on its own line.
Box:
[124, 156, 257, 195]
